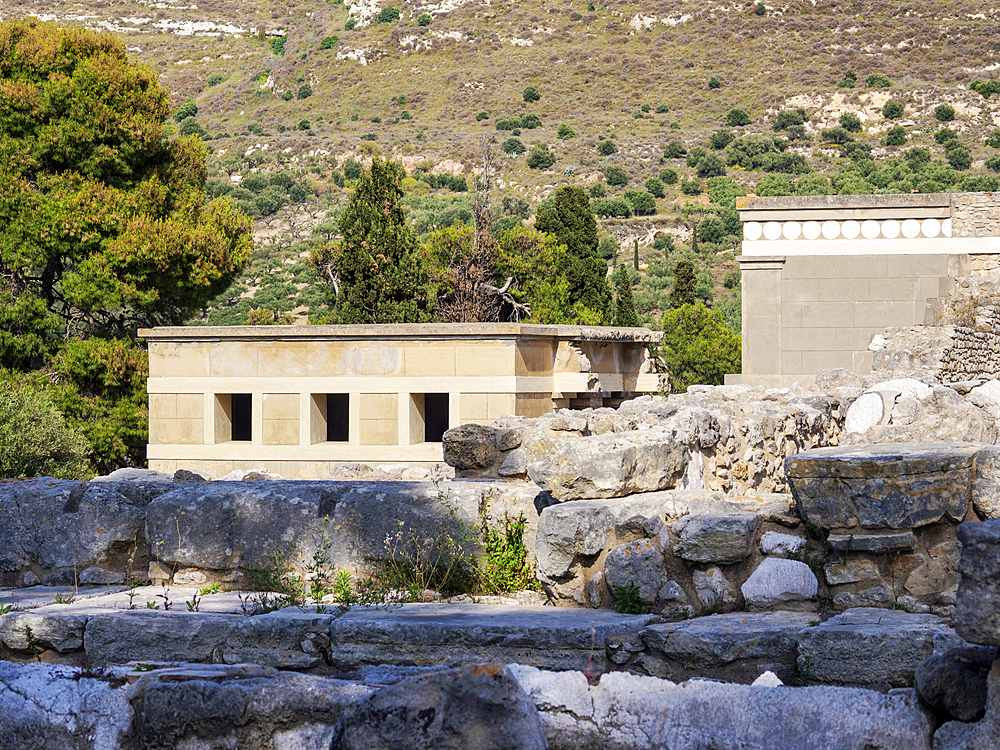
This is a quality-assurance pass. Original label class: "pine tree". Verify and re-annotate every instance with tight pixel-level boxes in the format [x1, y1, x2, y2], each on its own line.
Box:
[613, 265, 639, 328]
[670, 259, 697, 308]
[312, 158, 433, 324]
[534, 185, 612, 323]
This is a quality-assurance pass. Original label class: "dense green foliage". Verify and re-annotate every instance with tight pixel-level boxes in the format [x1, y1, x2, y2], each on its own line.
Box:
[535, 186, 612, 324]
[0, 19, 253, 473]
[526, 143, 555, 169]
[669, 260, 697, 308]
[613, 266, 639, 327]
[0, 383, 89, 479]
[659, 303, 741, 392]
[310, 158, 432, 323]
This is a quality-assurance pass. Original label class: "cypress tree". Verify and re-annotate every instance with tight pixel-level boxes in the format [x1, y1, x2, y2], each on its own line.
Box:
[633, 239, 640, 271]
[535, 185, 612, 323]
[613, 265, 639, 328]
[670, 259, 697, 308]
[329, 157, 433, 324]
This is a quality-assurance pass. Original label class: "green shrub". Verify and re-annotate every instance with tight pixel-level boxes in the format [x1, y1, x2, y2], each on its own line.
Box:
[343, 159, 362, 180]
[659, 167, 678, 185]
[207, 73, 224, 86]
[557, 123, 576, 139]
[597, 235, 617, 259]
[946, 143, 972, 170]
[502, 137, 526, 154]
[882, 100, 904, 119]
[475, 111, 489, 121]
[664, 139, 687, 159]
[905, 147, 931, 171]
[526, 143, 555, 170]
[754, 2, 766, 15]
[520, 113, 542, 129]
[866, 73, 891, 88]
[679, 178, 702, 195]
[376, 7, 400, 23]
[686, 146, 708, 169]
[957, 175, 1000, 192]
[935, 128, 959, 144]
[591, 198, 632, 217]
[496, 117, 521, 131]
[839, 112, 862, 132]
[598, 139, 618, 155]
[179, 116, 206, 137]
[837, 71, 857, 88]
[589, 182, 605, 198]
[696, 152, 726, 178]
[986, 130, 1000, 149]
[841, 141, 871, 161]
[400, 110, 412, 120]
[605, 165, 628, 185]
[987, 155, 1000, 173]
[299, 120, 312, 131]
[645, 177, 665, 198]
[655, 104, 669, 114]
[971, 79, 1000, 99]
[773, 108, 807, 131]
[344, 18, 357, 30]
[756, 174, 795, 196]
[725, 108, 751, 127]
[281, 89, 294, 101]
[0, 385, 89, 479]
[934, 104, 956, 122]
[708, 76, 720, 89]
[623, 190, 656, 216]
[417, 12, 431, 25]
[319, 35, 339, 49]
[174, 99, 197, 122]
[709, 129, 735, 150]
[820, 126, 853, 145]
[884, 125, 907, 146]
[298, 83, 313, 99]
[268, 35, 287, 56]
[523, 86, 541, 103]
[659, 303, 740, 392]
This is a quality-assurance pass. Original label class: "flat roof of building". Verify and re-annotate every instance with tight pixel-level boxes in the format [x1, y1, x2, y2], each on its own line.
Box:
[139, 323, 664, 344]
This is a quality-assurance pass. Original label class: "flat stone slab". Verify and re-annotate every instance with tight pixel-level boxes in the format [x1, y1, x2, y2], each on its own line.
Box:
[0, 586, 128, 610]
[785, 443, 977, 530]
[636, 611, 819, 683]
[329, 604, 660, 673]
[956, 518, 1000, 646]
[796, 607, 961, 690]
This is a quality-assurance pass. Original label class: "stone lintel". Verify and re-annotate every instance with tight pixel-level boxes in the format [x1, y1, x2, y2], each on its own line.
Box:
[827, 532, 917, 553]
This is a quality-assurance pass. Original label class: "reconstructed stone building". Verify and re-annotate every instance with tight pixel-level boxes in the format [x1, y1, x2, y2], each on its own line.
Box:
[141, 323, 663, 477]
[729, 192, 1000, 388]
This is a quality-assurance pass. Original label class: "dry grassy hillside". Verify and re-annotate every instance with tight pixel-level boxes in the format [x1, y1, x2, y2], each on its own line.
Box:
[4, 0, 1000, 325]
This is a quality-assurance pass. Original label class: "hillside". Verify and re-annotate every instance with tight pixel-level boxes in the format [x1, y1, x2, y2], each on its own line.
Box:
[4, 0, 1000, 327]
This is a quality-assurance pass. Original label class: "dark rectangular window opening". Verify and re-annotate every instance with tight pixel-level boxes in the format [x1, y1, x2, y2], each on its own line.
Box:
[327, 393, 350, 442]
[424, 393, 449, 443]
[231, 393, 252, 442]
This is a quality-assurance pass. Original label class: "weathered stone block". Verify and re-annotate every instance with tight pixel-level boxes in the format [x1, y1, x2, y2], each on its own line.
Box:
[828, 531, 917, 553]
[604, 539, 666, 604]
[786, 443, 976, 530]
[525, 431, 690, 500]
[673, 513, 762, 564]
[956, 518, 1000, 647]
[741, 558, 818, 608]
[796, 608, 955, 690]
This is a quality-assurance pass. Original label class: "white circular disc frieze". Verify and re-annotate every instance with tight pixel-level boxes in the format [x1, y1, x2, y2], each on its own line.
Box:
[882, 219, 901, 239]
[803, 221, 821, 240]
[822, 220, 841, 239]
[744, 221, 763, 240]
[763, 221, 783, 240]
[861, 220, 881, 239]
[842, 220, 861, 239]
[943, 218, 952, 237]
[783, 221, 802, 240]
[922, 218, 941, 238]
[902, 219, 921, 238]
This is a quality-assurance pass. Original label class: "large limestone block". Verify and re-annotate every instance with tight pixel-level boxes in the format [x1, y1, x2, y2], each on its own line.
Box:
[639, 611, 816, 682]
[135, 664, 375, 750]
[83, 612, 242, 666]
[328, 603, 659, 674]
[672, 512, 762, 564]
[442, 424, 500, 473]
[0, 480, 146, 572]
[956, 518, 1000, 647]
[146, 480, 542, 574]
[509, 665, 934, 750]
[915, 646, 996, 722]
[604, 539, 667, 604]
[785, 443, 976, 530]
[330, 664, 548, 750]
[934, 660, 1000, 750]
[525, 431, 689, 500]
[535, 490, 729, 585]
[740, 558, 818, 608]
[796, 608, 955, 690]
[0, 610, 89, 653]
[0, 662, 135, 750]
[972, 445, 1000, 519]
[220, 610, 337, 669]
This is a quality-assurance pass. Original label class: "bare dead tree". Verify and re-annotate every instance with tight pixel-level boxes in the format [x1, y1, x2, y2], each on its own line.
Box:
[436, 136, 529, 323]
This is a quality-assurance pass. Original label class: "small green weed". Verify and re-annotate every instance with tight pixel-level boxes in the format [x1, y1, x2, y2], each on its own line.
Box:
[198, 582, 222, 596]
[613, 582, 644, 614]
[788, 655, 813, 687]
